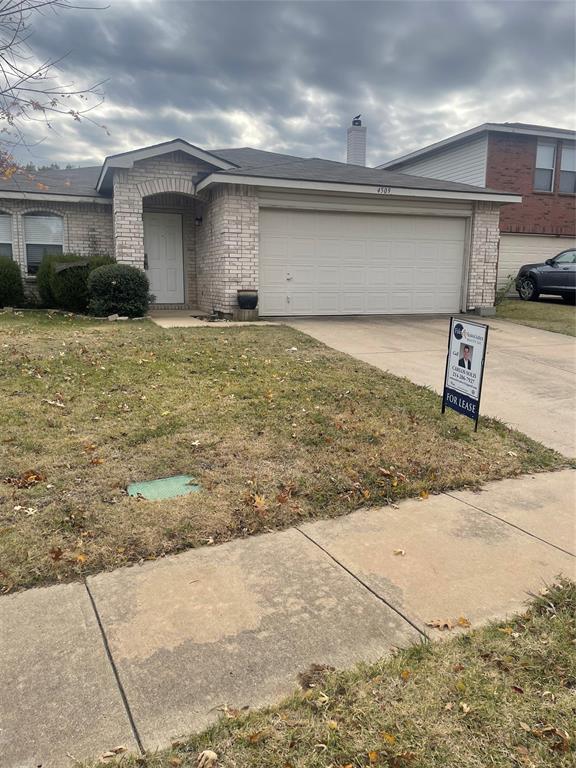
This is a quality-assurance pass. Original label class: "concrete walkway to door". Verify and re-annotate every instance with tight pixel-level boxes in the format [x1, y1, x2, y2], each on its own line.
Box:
[285, 315, 576, 457]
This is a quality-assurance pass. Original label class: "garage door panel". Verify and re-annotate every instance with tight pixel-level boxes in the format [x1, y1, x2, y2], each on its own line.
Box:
[365, 293, 389, 312]
[366, 267, 391, 286]
[340, 265, 366, 287]
[413, 267, 437, 287]
[390, 267, 414, 288]
[259, 210, 465, 316]
[259, 291, 287, 315]
[389, 293, 413, 312]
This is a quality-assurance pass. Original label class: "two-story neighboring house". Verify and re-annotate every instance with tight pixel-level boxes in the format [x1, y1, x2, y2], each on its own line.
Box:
[378, 123, 576, 290]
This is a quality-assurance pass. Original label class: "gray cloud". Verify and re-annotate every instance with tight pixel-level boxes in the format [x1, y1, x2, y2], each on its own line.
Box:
[17, 0, 576, 167]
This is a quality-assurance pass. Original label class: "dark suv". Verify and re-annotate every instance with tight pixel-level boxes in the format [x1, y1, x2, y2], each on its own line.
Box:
[515, 248, 576, 303]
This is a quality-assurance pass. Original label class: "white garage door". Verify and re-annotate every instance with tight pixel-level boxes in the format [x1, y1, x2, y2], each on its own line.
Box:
[498, 234, 576, 291]
[259, 209, 466, 316]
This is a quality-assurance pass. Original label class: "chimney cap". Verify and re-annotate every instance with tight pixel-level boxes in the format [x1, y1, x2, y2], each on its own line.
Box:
[352, 114, 362, 126]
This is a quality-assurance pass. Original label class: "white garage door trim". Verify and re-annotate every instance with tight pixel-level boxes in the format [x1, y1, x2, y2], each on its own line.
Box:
[259, 209, 467, 316]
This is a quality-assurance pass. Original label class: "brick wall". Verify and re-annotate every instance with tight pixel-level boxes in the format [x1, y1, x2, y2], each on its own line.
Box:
[0, 198, 113, 276]
[196, 184, 259, 314]
[112, 151, 208, 274]
[467, 201, 500, 309]
[486, 133, 576, 236]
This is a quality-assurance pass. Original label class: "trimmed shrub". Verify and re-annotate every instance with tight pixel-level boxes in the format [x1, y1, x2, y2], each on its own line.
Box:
[37, 253, 115, 311]
[37, 253, 77, 307]
[51, 254, 114, 312]
[88, 263, 151, 318]
[0, 257, 25, 307]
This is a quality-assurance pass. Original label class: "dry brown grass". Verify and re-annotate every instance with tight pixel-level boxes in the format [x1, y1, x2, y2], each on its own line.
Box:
[0, 311, 567, 591]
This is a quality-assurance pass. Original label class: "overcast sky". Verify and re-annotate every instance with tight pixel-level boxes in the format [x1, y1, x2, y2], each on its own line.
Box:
[21, 0, 576, 167]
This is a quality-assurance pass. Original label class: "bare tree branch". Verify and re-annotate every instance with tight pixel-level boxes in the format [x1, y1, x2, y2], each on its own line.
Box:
[0, 0, 107, 176]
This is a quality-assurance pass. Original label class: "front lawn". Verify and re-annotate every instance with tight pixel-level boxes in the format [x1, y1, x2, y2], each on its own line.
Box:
[497, 298, 576, 336]
[0, 312, 567, 591]
[88, 579, 576, 767]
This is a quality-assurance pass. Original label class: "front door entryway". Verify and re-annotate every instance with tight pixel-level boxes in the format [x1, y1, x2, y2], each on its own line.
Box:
[143, 212, 184, 304]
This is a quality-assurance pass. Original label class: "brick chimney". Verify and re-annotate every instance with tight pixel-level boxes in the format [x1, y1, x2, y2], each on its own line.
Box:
[347, 115, 367, 165]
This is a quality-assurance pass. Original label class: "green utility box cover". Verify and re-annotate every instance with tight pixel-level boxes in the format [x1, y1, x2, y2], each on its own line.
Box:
[127, 475, 200, 500]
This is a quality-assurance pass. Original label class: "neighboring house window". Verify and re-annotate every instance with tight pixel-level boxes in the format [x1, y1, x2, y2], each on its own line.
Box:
[24, 213, 63, 274]
[533, 140, 556, 192]
[559, 143, 576, 193]
[0, 213, 12, 258]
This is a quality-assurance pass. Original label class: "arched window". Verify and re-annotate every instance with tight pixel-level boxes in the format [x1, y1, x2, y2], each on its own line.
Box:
[24, 212, 63, 274]
[0, 213, 12, 258]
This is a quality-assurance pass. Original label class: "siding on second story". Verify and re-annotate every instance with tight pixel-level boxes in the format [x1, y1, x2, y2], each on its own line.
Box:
[385, 134, 488, 186]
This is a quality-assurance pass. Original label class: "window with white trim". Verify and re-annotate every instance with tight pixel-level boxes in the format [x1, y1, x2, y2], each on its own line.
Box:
[24, 213, 63, 274]
[533, 140, 556, 192]
[0, 213, 12, 258]
[559, 143, 576, 194]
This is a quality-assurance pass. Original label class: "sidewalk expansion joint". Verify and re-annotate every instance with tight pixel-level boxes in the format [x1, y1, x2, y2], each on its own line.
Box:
[295, 526, 429, 640]
[442, 492, 575, 558]
[83, 578, 145, 754]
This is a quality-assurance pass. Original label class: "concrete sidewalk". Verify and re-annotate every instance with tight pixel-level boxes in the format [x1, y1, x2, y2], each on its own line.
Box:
[1, 469, 574, 767]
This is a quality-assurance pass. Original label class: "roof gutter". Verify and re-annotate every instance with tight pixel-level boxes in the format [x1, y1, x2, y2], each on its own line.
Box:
[195, 172, 522, 204]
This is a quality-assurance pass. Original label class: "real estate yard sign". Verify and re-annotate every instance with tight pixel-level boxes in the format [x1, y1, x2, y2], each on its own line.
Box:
[442, 317, 489, 431]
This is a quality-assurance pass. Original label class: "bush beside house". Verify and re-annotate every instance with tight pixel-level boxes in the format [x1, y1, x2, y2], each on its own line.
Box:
[37, 253, 115, 312]
[0, 257, 25, 307]
[87, 263, 152, 318]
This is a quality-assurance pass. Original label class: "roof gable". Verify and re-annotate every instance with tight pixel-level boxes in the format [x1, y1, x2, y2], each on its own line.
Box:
[97, 139, 238, 192]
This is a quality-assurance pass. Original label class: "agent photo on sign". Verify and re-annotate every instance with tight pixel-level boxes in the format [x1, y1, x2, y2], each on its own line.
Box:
[458, 343, 473, 370]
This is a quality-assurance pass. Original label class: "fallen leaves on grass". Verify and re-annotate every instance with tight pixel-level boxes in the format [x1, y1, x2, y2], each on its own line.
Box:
[520, 723, 571, 752]
[42, 397, 65, 408]
[298, 663, 336, 690]
[4, 469, 46, 488]
[197, 749, 218, 767]
[426, 616, 471, 631]
[99, 745, 127, 763]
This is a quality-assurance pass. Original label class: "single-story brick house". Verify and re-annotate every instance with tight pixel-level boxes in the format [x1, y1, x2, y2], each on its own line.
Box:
[0, 139, 520, 316]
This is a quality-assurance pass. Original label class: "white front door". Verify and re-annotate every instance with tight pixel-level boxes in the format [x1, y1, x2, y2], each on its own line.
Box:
[143, 213, 184, 304]
[259, 209, 466, 316]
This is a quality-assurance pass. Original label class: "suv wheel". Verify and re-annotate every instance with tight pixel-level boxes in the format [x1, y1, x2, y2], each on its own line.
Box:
[518, 276, 539, 301]
[562, 293, 576, 305]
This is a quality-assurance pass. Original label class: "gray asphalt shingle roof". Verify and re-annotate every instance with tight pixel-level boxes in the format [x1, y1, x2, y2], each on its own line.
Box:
[0, 144, 511, 198]
[0, 166, 102, 197]
[216, 156, 506, 194]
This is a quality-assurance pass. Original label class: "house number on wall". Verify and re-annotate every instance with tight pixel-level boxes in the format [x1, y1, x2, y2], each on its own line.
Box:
[376, 186, 392, 195]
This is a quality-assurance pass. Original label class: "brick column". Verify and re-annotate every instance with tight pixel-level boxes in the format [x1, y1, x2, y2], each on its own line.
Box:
[466, 201, 500, 310]
[112, 170, 144, 268]
[196, 184, 259, 314]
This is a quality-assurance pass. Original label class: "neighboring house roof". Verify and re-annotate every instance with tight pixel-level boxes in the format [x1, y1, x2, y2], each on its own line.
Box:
[0, 136, 521, 204]
[378, 122, 576, 170]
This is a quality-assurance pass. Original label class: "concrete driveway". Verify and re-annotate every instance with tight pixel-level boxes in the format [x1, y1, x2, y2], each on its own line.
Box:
[286, 315, 576, 457]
